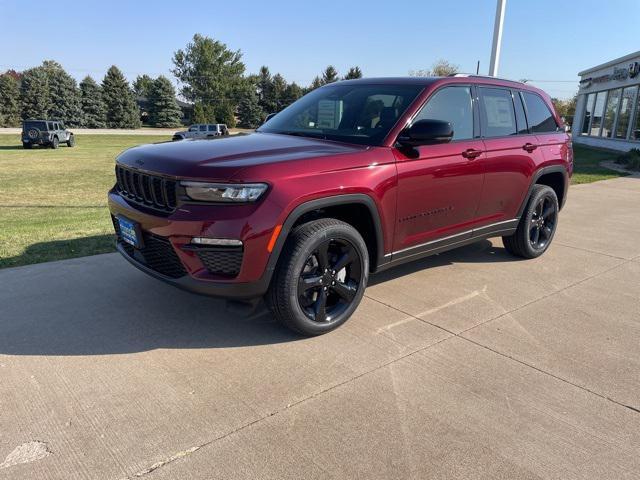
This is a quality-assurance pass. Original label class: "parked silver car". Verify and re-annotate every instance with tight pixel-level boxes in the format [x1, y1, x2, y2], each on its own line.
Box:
[172, 124, 229, 141]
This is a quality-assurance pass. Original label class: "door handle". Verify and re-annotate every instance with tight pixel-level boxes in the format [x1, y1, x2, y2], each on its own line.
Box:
[462, 148, 482, 160]
[522, 143, 538, 153]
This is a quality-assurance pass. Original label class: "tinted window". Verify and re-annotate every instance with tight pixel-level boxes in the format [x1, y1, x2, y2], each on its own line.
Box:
[199, 125, 207, 132]
[479, 87, 516, 137]
[208, 125, 217, 132]
[258, 84, 423, 146]
[522, 92, 558, 133]
[513, 91, 528, 134]
[615, 87, 636, 139]
[601, 88, 621, 138]
[581, 93, 596, 135]
[590, 93, 606, 135]
[413, 86, 473, 140]
[24, 121, 47, 131]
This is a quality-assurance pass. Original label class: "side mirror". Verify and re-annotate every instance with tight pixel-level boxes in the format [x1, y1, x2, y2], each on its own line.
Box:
[264, 113, 277, 123]
[397, 119, 453, 147]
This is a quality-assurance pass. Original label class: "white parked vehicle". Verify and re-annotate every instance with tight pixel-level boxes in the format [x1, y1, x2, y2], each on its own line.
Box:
[172, 124, 229, 141]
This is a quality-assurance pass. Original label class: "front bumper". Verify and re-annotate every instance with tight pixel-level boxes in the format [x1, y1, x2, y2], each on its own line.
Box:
[108, 190, 283, 299]
[115, 242, 270, 299]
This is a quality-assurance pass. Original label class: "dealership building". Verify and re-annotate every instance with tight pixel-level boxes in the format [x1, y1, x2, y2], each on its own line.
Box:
[573, 50, 640, 151]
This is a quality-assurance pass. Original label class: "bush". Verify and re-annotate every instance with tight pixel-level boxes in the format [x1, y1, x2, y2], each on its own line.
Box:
[616, 148, 640, 171]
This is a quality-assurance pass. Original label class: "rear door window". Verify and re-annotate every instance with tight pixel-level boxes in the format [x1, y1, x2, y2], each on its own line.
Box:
[513, 91, 528, 134]
[208, 125, 217, 132]
[522, 92, 558, 133]
[199, 125, 207, 132]
[413, 86, 474, 141]
[478, 87, 517, 137]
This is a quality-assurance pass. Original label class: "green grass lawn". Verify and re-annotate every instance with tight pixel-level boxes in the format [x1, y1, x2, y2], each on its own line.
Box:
[0, 134, 171, 269]
[0, 134, 629, 269]
[571, 144, 627, 184]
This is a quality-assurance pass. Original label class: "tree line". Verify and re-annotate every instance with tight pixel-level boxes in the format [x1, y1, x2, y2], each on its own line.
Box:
[0, 33, 366, 129]
[0, 62, 183, 128]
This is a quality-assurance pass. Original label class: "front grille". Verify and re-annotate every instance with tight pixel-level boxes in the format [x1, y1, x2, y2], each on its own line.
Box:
[112, 216, 187, 279]
[196, 247, 243, 277]
[115, 165, 177, 213]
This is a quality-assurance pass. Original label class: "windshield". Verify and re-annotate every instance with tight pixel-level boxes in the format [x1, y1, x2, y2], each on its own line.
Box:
[23, 121, 48, 131]
[258, 83, 424, 146]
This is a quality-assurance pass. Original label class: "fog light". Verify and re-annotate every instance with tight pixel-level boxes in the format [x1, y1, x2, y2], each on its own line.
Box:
[191, 237, 243, 247]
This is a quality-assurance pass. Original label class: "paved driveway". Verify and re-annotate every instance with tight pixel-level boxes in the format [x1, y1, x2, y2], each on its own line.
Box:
[1, 177, 639, 479]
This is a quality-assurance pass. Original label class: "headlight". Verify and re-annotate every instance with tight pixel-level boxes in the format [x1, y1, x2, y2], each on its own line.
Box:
[181, 182, 268, 203]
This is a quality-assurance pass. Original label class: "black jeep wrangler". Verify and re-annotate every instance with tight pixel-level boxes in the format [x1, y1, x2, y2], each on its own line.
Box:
[22, 119, 75, 149]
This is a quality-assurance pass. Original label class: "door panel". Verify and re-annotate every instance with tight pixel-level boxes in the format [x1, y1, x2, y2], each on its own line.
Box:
[393, 140, 485, 252]
[393, 84, 485, 254]
[475, 87, 539, 224]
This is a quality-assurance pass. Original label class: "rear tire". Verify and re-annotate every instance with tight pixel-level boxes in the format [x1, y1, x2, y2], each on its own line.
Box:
[51, 136, 59, 149]
[67, 135, 75, 147]
[502, 184, 559, 259]
[266, 219, 369, 336]
[23, 142, 32, 149]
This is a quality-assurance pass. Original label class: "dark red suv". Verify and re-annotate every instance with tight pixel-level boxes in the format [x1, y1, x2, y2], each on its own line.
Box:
[109, 76, 572, 335]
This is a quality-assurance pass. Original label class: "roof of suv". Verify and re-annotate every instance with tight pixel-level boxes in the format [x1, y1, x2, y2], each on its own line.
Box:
[334, 75, 529, 88]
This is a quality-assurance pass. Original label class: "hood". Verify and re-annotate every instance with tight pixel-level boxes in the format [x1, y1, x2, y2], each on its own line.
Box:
[116, 132, 366, 180]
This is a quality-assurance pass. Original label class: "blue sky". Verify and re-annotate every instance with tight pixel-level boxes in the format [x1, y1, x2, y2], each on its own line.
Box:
[2, 0, 638, 99]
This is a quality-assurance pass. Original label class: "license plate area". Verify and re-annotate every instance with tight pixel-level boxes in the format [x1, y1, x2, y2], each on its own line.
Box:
[117, 215, 143, 249]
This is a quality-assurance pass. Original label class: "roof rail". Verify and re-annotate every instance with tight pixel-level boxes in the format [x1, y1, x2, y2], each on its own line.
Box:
[449, 73, 523, 84]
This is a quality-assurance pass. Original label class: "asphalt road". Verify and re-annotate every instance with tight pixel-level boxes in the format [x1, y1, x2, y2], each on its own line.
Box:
[1, 176, 639, 479]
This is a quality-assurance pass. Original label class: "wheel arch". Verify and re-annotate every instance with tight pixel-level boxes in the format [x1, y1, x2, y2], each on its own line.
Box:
[516, 165, 568, 218]
[267, 194, 386, 276]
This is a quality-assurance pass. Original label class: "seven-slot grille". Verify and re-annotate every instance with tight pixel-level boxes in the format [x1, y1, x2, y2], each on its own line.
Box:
[115, 165, 177, 213]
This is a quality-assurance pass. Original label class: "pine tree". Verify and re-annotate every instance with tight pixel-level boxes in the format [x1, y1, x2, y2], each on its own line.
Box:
[20, 67, 52, 120]
[79, 76, 107, 128]
[0, 73, 21, 126]
[237, 91, 265, 128]
[282, 82, 303, 108]
[256, 66, 275, 113]
[101, 66, 141, 128]
[343, 66, 363, 80]
[133, 74, 154, 97]
[148, 76, 182, 127]
[272, 73, 287, 111]
[321, 66, 339, 85]
[308, 76, 323, 92]
[41, 60, 83, 126]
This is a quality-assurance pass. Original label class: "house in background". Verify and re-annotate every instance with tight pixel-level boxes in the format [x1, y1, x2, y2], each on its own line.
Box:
[135, 96, 194, 126]
[573, 51, 640, 151]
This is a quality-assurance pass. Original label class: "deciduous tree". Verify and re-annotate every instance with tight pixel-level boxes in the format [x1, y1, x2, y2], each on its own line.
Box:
[410, 59, 459, 77]
[172, 34, 246, 126]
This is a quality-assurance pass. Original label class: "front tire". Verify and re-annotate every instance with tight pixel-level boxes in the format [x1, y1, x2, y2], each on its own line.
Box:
[502, 184, 559, 259]
[267, 219, 369, 336]
[51, 136, 59, 149]
[67, 135, 75, 147]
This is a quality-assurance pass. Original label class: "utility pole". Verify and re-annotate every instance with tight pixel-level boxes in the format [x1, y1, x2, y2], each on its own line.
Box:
[488, 0, 507, 76]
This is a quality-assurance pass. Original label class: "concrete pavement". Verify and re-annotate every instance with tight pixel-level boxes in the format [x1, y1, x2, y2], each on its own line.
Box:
[1, 176, 639, 479]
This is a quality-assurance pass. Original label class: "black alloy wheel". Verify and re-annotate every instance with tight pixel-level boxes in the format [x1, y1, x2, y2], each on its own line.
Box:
[529, 195, 557, 250]
[297, 238, 362, 323]
[502, 184, 559, 259]
[267, 218, 369, 336]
